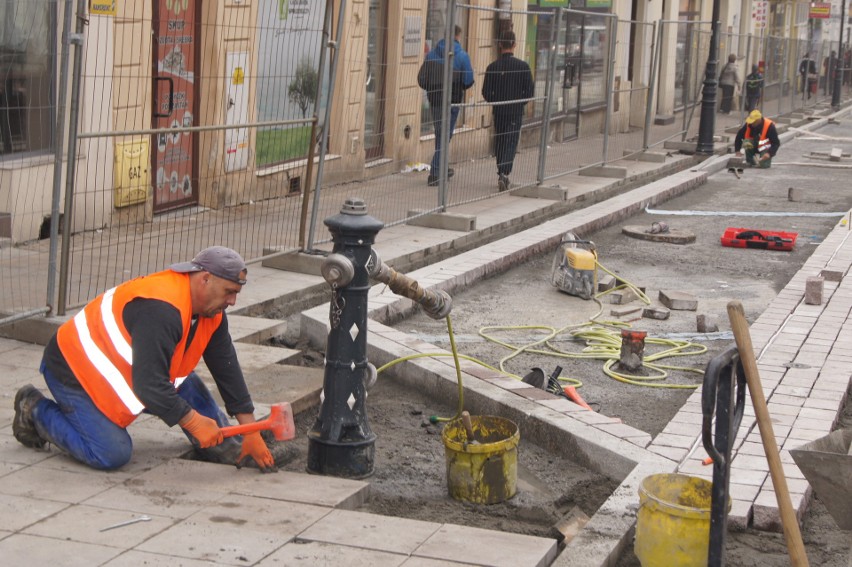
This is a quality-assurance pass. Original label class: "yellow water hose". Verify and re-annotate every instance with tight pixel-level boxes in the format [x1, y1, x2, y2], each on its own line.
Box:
[375, 258, 708, 422]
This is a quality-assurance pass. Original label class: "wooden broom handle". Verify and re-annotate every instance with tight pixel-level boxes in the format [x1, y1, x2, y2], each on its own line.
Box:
[727, 301, 809, 567]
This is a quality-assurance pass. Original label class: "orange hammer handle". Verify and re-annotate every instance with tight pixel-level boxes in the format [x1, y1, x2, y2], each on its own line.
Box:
[220, 420, 269, 438]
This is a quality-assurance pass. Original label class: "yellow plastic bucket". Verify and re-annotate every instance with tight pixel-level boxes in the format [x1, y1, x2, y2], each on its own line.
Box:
[635, 473, 727, 567]
[442, 415, 519, 504]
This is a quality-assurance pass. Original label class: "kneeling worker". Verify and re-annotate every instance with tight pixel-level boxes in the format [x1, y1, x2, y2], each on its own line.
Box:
[12, 246, 277, 472]
[734, 110, 780, 168]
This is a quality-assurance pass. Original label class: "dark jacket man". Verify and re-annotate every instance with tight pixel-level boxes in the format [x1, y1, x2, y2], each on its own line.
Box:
[482, 30, 534, 192]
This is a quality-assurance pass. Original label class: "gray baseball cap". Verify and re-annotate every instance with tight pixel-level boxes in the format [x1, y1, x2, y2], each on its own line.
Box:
[170, 246, 248, 285]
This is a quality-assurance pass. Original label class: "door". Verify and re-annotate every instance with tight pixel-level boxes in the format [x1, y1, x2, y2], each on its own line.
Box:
[561, 13, 585, 141]
[152, 0, 198, 213]
[364, 0, 386, 160]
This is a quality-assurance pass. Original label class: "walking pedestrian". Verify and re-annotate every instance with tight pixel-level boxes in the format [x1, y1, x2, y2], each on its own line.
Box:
[734, 110, 780, 169]
[744, 64, 763, 112]
[12, 246, 278, 472]
[718, 54, 740, 114]
[482, 30, 534, 193]
[418, 25, 475, 187]
[799, 52, 817, 98]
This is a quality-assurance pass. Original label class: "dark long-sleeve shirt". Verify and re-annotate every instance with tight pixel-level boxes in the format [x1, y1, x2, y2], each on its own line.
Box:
[734, 120, 781, 157]
[482, 53, 534, 116]
[43, 298, 253, 426]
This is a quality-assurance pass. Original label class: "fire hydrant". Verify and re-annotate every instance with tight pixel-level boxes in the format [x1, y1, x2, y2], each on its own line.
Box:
[307, 198, 452, 479]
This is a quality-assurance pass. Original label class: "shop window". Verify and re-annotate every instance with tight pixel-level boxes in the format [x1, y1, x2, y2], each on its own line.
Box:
[420, 2, 468, 137]
[0, 1, 54, 158]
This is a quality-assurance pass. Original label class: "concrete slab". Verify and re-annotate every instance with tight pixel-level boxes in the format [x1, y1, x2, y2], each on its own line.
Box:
[579, 165, 628, 179]
[238, 364, 324, 415]
[227, 314, 289, 344]
[83, 483, 231, 520]
[0, 493, 70, 532]
[0, 465, 122, 504]
[135, 495, 330, 564]
[406, 210, 477, 232]
[0, 533, 121, 566]
[194, 343, 298, 383]
[232, 470, 371, 509]
[103, 550, 217, 567]
[22, 504, 173, 548]
[513, 185, 569, 201]
[299, 508, 441, 554]
[412, 523, 558, 567]
[257, 540, 410, 566]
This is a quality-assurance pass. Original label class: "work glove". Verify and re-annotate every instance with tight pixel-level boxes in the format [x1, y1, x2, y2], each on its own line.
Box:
[236, 431, 278, 473]
[180, 410, 224, 448]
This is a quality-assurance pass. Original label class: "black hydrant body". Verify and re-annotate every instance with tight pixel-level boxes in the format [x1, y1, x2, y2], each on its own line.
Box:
[307, 198, 383, 478]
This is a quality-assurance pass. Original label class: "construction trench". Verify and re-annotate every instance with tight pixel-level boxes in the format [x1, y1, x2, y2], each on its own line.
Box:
[235, 117, 852, 567]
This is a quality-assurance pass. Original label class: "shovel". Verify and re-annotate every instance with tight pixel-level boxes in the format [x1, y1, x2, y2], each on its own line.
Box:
[219, 403, 295, 441]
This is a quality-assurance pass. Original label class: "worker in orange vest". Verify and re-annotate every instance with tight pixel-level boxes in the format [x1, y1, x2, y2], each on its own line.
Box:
[13, 246, 277, 472]
[734, 110, 781, 168]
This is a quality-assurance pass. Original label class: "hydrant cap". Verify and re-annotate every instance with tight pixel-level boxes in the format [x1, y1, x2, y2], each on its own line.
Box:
[341, 198, 368, 215]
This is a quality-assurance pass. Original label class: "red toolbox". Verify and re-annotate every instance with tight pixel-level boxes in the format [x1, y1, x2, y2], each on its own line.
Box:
[721, 227, 798, 251]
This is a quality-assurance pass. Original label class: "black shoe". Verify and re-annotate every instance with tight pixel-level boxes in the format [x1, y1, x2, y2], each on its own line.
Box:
[427, 175, 439, 187]
[498, 174, 510, 192]
[447, 168, 455, 179]
[13, 385, 47, 449]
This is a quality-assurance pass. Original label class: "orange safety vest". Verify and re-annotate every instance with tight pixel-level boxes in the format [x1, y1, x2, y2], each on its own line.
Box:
[56, 270, 221, 427]
[746, 118, 774, 154]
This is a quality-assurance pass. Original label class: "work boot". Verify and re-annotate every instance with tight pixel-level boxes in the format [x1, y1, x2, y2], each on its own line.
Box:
[427, 175, 439, 187]
[498, 174, 510, 193]
[13, 384, 47, 449]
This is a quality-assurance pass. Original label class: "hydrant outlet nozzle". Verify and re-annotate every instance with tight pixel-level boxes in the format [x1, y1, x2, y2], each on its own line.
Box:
[369, 260, 453, 319]
[321, 253, 355, 287]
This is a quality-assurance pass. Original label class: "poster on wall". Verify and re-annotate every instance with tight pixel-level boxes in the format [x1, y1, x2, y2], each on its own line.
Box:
[153, 0, 196, 211]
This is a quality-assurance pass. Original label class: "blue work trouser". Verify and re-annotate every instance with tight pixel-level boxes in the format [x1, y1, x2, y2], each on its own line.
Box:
[34, 365, 230, 470]
[494, 113, 522, 177]
[429, 103, 460, 176]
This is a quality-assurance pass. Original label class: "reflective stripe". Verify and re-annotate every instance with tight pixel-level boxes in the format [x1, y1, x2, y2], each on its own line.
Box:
[174, 376, 188, 389]
[758, 138, 771, 152]
[73, 309, 145, 415]
[101, 287, 132, 365]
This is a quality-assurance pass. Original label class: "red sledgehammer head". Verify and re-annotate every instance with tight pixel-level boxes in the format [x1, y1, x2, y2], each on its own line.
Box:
[265, 403, 295, 441]
[220, 402, 296, 441]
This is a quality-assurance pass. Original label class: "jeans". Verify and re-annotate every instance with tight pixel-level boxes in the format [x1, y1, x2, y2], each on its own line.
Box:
[493, 113, 522, 177]
[35, 366, 231, 470]
[429, 104, 459, 177]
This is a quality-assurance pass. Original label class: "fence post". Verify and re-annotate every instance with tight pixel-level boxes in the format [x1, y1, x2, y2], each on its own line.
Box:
[437, 0, 457, 211]
[47, 0, 76, 314]
[643, 21, 661, 150]
[602, 17, 618, 163]
[537, 7, 562, 185]
[307, 0, 347, 252]
[301, 0, 332, 251]
[57, 0, 87, 316]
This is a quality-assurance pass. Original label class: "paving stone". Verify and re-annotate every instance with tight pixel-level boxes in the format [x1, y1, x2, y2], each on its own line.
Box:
[102, 550, 218, 566]
[413, 523, 558, 567]
[0, 533, 121, 566]
[642, 306, 670, 320]
[610, 305, 642, 318]
[136, 495, 330, 564]
[608, 288, 638, 305]
[256, 540, 411, 566]
[696, 313, 719, 332]
[804, 276, 824, 305]
[23, 504, 174, 548]
[299, 509, 440, 554]
[658, 290, 698, 310]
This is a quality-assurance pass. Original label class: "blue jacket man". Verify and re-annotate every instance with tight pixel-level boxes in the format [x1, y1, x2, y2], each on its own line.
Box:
[418, 25, 474, 186]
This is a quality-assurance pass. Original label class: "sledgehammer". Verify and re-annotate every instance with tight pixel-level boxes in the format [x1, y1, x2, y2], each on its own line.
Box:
[219, 402, 296, 441]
